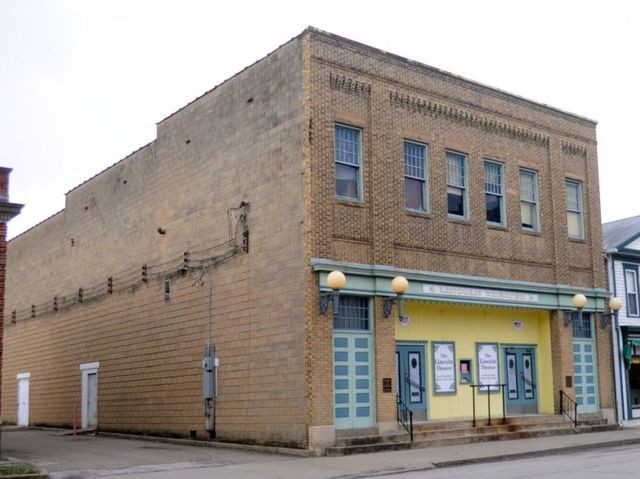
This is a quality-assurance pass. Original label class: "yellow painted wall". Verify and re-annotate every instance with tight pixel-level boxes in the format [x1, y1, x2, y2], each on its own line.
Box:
[395, 302, 553, 419]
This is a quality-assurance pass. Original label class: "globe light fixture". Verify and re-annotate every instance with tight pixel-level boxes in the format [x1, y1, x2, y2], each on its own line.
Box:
[383, 276, 409, 322]
[319, 270, 346, 320]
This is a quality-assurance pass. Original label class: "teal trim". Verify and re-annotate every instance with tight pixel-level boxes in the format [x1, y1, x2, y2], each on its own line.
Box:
[313, 258, 608, 311]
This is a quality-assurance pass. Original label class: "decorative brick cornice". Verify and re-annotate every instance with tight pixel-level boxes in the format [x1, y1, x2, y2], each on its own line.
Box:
[330, 72, 371, 97]
[561, 141, 587, 158]
[390, 91, 549, 146]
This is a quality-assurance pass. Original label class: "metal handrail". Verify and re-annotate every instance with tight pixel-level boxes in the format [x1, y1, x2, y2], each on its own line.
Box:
[470, 383, 506, 427]
[559, 390, 578, 428]
[396, 393, 414, 442]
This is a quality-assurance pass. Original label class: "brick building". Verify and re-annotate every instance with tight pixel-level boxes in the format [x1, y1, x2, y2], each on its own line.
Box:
[0, 167, 23, 450]
[2, 28, 612, 453]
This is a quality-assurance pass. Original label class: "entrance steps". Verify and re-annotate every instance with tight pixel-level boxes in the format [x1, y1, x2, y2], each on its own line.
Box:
[325, 414, 619, 456]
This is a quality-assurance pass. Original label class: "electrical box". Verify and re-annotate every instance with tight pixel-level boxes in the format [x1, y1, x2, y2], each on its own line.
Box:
[202, 346, 216, 399]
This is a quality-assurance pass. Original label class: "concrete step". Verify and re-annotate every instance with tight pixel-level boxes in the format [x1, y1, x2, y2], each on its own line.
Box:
[326, 415, 617, 456]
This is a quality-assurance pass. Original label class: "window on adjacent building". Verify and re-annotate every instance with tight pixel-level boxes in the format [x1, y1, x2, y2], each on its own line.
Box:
[484, 160, 504, 225]
[335, 124, 362, 200]
[520, 169, 539, 231]
[626, 269, 639, 316]
[404, 140, 428, 211]
[334, 296, 370, 330]
[565, 179, 584, 239]
[447, 151, 467, 218]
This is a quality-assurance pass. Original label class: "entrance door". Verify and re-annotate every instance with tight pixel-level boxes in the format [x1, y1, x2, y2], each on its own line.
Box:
[574, 341, 599, 413]
[396, 343, 427, 420]
[17, 375, 29, 426]
[333, 334, 375, 429]
[504, 347, 538, 414]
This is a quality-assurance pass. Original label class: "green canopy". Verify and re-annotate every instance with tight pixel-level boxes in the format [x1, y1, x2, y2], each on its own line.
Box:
[624, 339, 640, 369]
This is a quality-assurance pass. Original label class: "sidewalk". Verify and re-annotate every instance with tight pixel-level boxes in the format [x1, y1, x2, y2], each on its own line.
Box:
[94, 427, 640, 479]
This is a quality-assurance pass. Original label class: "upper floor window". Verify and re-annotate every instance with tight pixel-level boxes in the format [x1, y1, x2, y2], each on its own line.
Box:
[446, 151, 467, 218]
[626, 268, 639, 316]
[404, 140, 428, 211]
[520, 169, 539, 231]
[335, 124, 362, 200]
[565, 179, 584, 240]
[484, 160, 504, 225]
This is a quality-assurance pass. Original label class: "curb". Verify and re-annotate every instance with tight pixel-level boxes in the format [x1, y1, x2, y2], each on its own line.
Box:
[432, 436, 640, 468]
[95, 431, 313, 457]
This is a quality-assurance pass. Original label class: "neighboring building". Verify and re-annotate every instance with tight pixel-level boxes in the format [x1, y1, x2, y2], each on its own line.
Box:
[604, 215, 640, 422]
[2, 28, 613, 453]
[0, 168, 23, 450]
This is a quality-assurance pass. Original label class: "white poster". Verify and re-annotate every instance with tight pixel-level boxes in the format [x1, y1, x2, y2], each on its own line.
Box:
[433, 342, 456, 394]
[477, 343, 499, 392]
[408, 352, 422, 403]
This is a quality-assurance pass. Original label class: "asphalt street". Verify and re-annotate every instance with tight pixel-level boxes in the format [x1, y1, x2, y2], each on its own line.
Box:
[385, 444, 640, 478]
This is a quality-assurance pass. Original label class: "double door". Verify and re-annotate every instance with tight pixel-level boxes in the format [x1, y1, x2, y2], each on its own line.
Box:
[504, 346, 537, 414]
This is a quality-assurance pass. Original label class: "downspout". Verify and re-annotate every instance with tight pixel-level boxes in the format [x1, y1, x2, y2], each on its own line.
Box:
[609, 254, 624, 424]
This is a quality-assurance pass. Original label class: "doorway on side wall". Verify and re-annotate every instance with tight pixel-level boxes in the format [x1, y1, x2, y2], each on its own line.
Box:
[80, 362, 99, 430]
[503, 346, 538, 415]
[17, 372, 30, 426]
[396, 342, 428, 421]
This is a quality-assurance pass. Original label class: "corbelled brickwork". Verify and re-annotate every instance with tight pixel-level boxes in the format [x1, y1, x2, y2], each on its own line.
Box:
[303, 29, 608, 429]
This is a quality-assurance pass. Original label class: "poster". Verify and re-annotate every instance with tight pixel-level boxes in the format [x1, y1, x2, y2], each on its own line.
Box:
[433, 342, 456, 394]
[477, 343, 499, 392]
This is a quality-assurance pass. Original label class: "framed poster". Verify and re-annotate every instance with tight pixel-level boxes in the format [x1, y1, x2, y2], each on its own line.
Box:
[476, 343, 499, 392]
[432, 342, 456, 394]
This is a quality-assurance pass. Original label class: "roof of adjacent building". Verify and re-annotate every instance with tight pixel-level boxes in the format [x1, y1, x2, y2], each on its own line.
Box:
[603, 215, 640, 251]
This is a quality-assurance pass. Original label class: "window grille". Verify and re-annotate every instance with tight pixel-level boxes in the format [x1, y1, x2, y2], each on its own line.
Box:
[572, 313, 592, 339]
[334, 296, 369, 331]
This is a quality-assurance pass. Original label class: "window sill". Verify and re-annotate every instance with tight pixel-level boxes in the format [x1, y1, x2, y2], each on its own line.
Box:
[522, 229, 542, 237]
[335, 198, 366, 208]
[568, 237, 587, 244]
[448, 216, 471, 226]
[487, 224, 508, 232]
[405, 209, 431, 219]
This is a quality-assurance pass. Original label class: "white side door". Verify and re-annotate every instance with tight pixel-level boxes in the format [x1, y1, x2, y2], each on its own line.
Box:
[17, 373, 30, 426]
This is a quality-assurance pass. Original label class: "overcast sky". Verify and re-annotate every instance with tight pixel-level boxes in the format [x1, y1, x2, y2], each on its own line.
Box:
[2, 0, 639, 239]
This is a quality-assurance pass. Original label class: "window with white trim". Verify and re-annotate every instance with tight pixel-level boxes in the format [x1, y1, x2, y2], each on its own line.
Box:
[626, 268, 639, 316]
[335, 124, 362, 200]
[447, 151, 467, 218]
[484, 160, 504, 225]
[404, 140, 428, 211]
[565, 179, 584, 239]
[520, 169, 539, 231]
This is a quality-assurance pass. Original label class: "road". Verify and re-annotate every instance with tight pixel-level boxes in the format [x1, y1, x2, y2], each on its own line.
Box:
[387, 445, 640, 478]
[4, 427, 640, 478]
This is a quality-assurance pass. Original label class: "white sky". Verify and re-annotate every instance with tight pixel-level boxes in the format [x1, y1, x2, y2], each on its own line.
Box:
[2, 0, 639, 239]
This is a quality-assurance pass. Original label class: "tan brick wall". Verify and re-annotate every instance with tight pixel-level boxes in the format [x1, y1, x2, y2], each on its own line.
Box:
[4, 37, 308, 446]
[596, 315, 614, 409]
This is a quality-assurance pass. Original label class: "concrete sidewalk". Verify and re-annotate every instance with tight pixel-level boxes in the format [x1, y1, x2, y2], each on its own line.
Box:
[92, 427, 640, 479]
